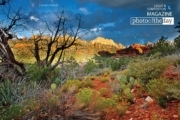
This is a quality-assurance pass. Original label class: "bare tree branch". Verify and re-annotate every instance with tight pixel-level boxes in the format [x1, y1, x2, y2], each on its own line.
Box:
[28, 9, 84, 71]
[0, 0, 10, 5]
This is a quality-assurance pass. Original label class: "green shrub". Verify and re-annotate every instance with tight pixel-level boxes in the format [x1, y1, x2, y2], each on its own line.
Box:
[128, 57, 170, 84]
[1, 105, 24, 120]
[83, 78, 94, 87]
[95, 57, 130, 71]
[95, 97, 116, 111]
[49, 95, 59, 107]
[147, 78, 180, 106]
[148, 36, 175, 56]
[157, 97, 167, 108]
[100, 77, 109, 83]
[61, 80, 82, 93]
[0, 79, 41, 119]
[123, 88, 134, 102]
[27, 64, 49, 81]
[0, 80, 13, 106]
[99, 88, 108, 96]
[84, 60, 98, 74]
[146, 78, 170, 99]
[53, 77, 62, 86]
[59, 57, 84, 80]
[116, 100, 130, 116]
[166, 81, 180, 100]
[77, 88, 94, 106]
[111, 94, 119, 102]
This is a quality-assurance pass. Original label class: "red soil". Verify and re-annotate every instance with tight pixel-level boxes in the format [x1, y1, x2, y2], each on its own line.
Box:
[91, 71, 180, 120]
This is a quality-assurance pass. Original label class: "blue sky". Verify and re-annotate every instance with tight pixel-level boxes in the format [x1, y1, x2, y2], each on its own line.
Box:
[1, 0, 180, 45]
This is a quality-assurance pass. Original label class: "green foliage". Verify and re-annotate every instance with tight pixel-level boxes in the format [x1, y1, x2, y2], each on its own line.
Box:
[128, 57, 170, 84]
[94, 56, 130, 71]
[61, 80, 82, 93]
[146, 78, 170, 99]
[166, 81, 180, 100]
[27, 64, 49, 81]
[77, 88, 94, 106]
[110, 74, 136, 103]
[84, 60, 98, 74]
[116, 75, 135, 90]
[0, 80, 13, 106]
[116, 100, 130, 116]
[49, 95, 59, 107]
[95, 97, 116, 111]
[83, 78, 94, 87]
[99, 88, 108, 96]
[149, 36, 175, 56]
[0, 79, 41, 118]
[99, 77, 109, 83]
[23, 99, 39, 112]
[174, 35, 180, 48]
[111, 94, 119, 102]
[0, 105, 24, 120]
[123, 88, 134, 102]
[157, 97, 167, 108]
[53, 77, 62, 86]
[147, 78, 180, 105]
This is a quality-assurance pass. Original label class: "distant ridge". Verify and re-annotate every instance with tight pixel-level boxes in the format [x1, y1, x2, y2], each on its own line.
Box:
[90, 37, 125, 48]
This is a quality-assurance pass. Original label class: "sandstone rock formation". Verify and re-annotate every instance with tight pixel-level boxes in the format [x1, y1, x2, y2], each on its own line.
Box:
[90, 37, 124, 49]
[116, 44, 151, 57]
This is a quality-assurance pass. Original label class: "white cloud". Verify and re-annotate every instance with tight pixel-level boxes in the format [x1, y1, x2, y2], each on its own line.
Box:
[79, 7, 90, 14]
[30, 16, 39, 22]
[90, 27, 102, 32]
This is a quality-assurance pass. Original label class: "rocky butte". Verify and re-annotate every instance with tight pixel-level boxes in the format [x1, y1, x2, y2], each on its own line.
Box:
[90, 37, 125, 49]
[116, 44, 151, 57]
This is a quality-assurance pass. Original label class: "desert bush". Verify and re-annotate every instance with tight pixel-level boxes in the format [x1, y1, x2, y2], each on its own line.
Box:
[99, 88, 108, 96]
[123, 88, 134, 102]
[116, 75, 135, 89]
[146, 78, 170, 99]
[0, 78, 41, 119]
[109, 80, 121, 93]
[116, 100, 130, 116]
[128, 57, 170, 84]
[148, 36, 175, 56]
[59, 57, 84, 81]
[84, 60, 98, 74]
[61, 80, 82, 93]
[95, 56, 130, 71]
[147, 78, 180, 107]
[49, 95, 59, 107]
[166, 81, 180, 100]
[0, 105, 24, 120]
[99, 77, 109, 83]
[94, 97, 116, 111]
[83, 78, 94, 88]
[0, 80, 14, 107]
[77, 88, 94, 106]
[27, 64, 49, 81]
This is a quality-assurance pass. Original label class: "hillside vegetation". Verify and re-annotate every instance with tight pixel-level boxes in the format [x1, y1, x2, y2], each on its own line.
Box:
[9, 36, 124, 63]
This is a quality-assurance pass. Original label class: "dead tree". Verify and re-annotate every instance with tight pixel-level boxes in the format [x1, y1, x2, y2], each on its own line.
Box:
[0, 0, 10, 5]
[0, 6, 27, 80]
[29, 10, 84, 71]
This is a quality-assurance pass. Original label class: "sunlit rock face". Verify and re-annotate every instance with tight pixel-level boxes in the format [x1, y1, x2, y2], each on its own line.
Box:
[90, 37, 125, 49]
[116, 44, 151, 56]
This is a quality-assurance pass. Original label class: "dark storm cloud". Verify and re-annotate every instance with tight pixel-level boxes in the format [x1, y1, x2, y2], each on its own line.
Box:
[81, 8, 122, 29]
[76, 0, 180, 45]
